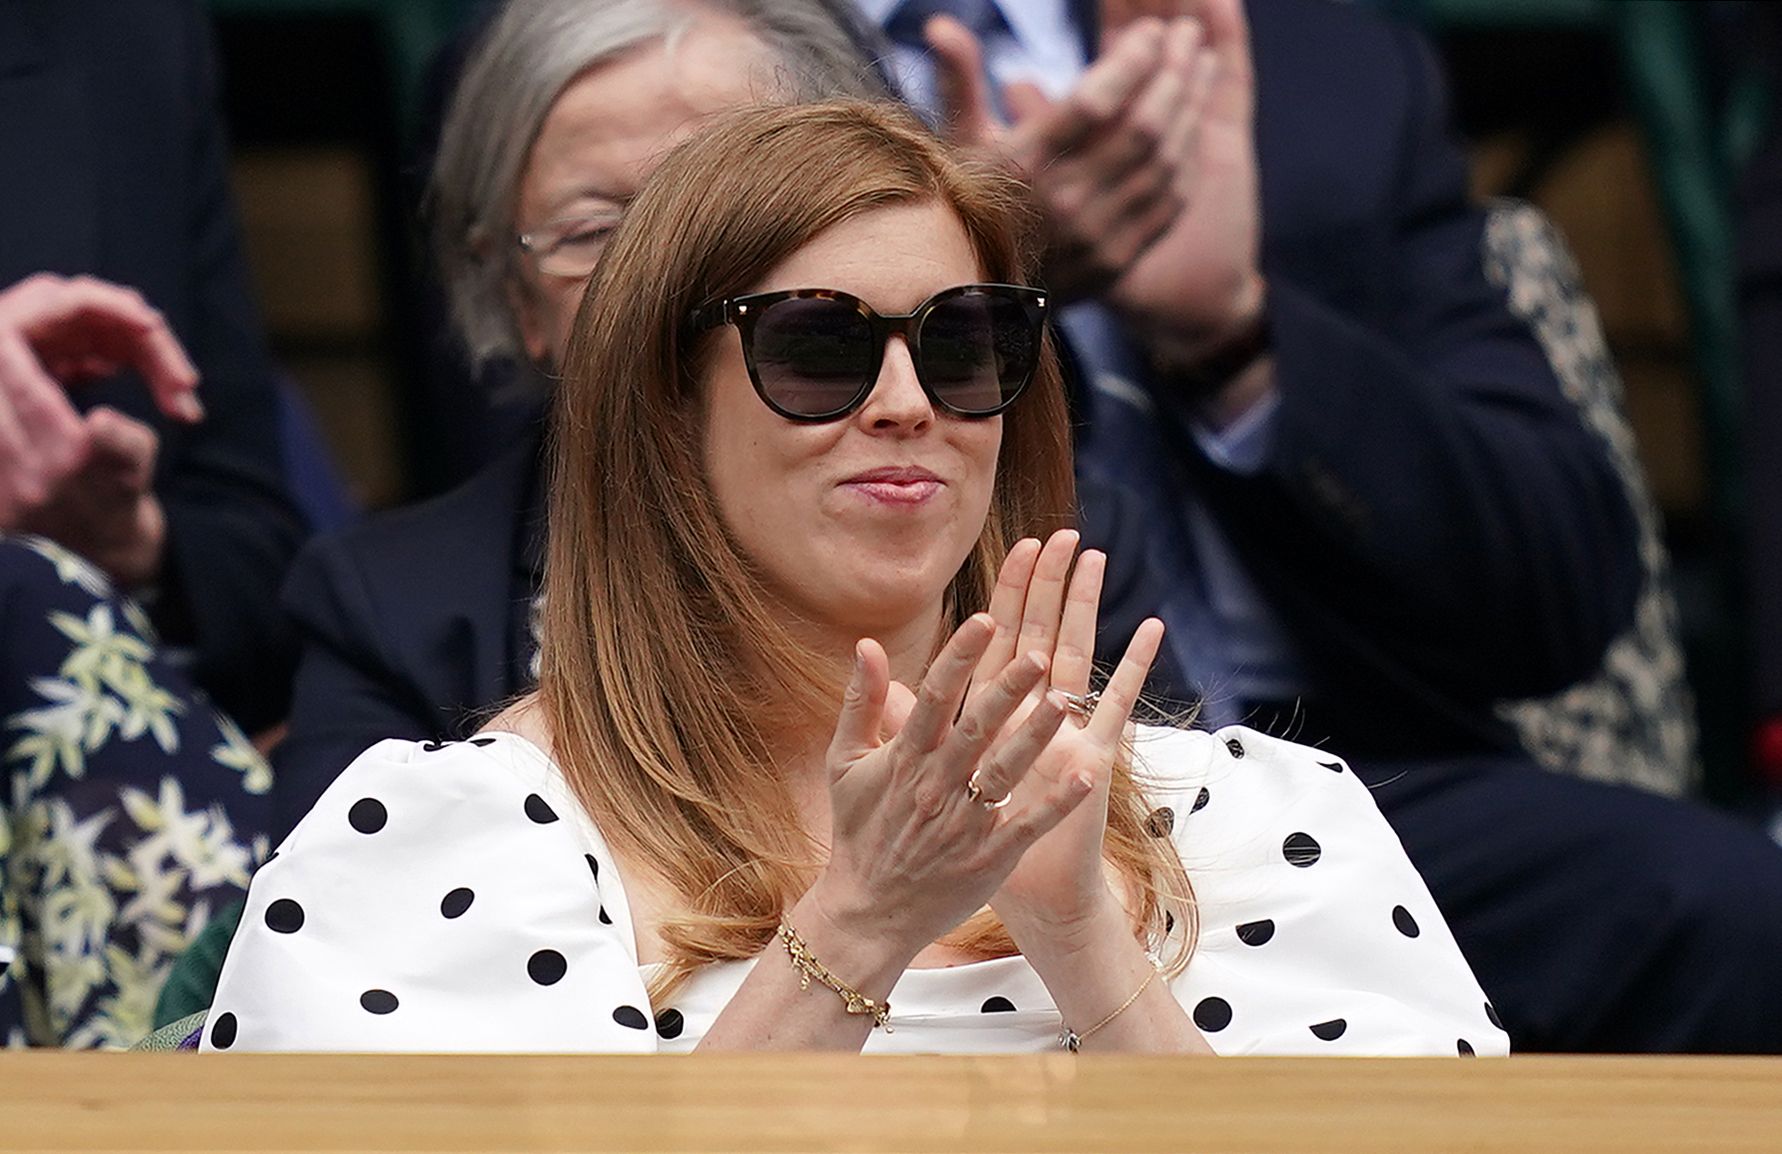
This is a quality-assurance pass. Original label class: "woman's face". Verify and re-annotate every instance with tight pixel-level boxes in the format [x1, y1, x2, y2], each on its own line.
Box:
[699, 200, 1004, 641]
[511, 18, 776, 364]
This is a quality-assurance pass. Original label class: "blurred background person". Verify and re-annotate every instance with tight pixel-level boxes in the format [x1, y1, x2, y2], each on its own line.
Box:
[0, 0, 309, 1045]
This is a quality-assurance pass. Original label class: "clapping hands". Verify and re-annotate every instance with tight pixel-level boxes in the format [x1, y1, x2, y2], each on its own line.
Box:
[813, 530, 1163, 963]
[925, 0, 1264, 356]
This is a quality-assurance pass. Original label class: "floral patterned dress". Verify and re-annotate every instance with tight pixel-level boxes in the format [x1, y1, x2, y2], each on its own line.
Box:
[0, 535, 272, 1048]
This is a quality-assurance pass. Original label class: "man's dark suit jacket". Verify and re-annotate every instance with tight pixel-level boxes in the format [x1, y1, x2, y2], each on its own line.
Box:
[1077, 0, 1637, 756]
[272, 0, 1639, 835]
[0, 0, 307, 730]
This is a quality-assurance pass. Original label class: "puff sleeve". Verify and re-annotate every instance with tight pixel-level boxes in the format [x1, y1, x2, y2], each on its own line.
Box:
[204, 736, 655, 1052]
[1137, 725, 1510, 1056]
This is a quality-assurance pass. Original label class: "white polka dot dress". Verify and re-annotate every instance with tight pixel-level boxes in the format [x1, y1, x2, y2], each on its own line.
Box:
[204, 727, 1508, 1055]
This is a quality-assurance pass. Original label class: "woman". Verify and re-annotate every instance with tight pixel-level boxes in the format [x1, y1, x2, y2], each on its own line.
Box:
[208, 100, 1502, 1055]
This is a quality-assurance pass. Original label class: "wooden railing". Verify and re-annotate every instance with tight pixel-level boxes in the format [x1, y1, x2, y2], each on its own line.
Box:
[4, 1053, 1778, 1151]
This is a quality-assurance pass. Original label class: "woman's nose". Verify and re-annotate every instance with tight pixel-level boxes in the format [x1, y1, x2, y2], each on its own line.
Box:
[856, 335, 933, 431]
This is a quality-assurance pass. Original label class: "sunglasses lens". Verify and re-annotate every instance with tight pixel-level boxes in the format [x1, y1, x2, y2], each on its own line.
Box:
[918, 292, 1038, 414]
[750, 297, 875, 418]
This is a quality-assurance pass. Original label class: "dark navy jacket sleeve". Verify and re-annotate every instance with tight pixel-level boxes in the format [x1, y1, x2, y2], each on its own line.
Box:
[1173, 11, 1638, 710]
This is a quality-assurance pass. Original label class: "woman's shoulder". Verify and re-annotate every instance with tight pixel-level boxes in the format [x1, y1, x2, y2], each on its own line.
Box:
[209, 732, 652, 1052]
[287, 732, 585, 846]
[1133, 726, 1507, 1056]
[1127, 722, 1401, 873]
[1128, 723, 1358, 811]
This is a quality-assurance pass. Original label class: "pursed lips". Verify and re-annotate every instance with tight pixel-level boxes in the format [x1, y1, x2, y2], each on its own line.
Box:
[838, 465, 945, 506]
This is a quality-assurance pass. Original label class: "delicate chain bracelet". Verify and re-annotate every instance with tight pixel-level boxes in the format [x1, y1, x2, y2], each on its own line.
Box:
[1059, 959, 1162, 1052]
[777, 922, 893, 1032]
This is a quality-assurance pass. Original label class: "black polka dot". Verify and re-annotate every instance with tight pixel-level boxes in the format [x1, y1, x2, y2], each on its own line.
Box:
[528, 949, 568, 986]
[440, 887, 475, 919]
[360, 989, 399, 1015]
[1392, 905, 1420, 938]
[209, 1011, 238, 1049]
[1144, 807, 1175, 838]
[598, 906, 612, 925]
[613, 1004, 649, 1030]
[469, 736, 495, 747]
[348, 798, 387, 834]
[1310, 1018, 1347, 1041]
[1193, 997, 1232, 1032]
[1486, 1001, 1504, 1031]
[585, 854, 600, 881]
[655, 1008, 685, 1039]
[421, 739, 450, 752]
[264, 898, 305, 934]
[1236, 919, 1275, 946]
[1283, 832, 1321, 867]
[1318, 760, 1345, 774]
[1457, 1039, 1476, 1056]
[524, 793, 559, 824]
[980, 996, 1017, 1013]
[1225, 737, 1245, 758]
[1190, 787, 1210, 813]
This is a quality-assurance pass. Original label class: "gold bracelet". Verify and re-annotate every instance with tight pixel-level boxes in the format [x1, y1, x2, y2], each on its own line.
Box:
[1059, 962, 1160, 1052]
[777, 922, 893, 1032]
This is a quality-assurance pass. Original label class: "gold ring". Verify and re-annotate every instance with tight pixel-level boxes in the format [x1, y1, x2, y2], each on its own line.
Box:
[965, 770, 1011, 811]
[1057, 689, 1100, 721]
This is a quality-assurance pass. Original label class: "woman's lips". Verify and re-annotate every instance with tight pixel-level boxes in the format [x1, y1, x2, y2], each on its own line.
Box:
[841, 466, 943, 506]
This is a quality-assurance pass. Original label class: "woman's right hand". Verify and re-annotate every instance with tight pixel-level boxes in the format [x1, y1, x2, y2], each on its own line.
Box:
[801, 613, 1098, 969]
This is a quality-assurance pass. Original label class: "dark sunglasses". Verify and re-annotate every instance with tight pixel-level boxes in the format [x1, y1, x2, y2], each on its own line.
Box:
[686, 283, 1049, 422]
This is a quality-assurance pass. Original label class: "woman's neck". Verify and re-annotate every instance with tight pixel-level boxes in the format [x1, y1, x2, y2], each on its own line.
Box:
[773, 603, 949, 831]
[790, 599, 949, 693]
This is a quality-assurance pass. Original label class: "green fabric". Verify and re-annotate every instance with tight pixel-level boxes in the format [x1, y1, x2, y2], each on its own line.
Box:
[152, 899, 243, 1029]
[131, 1010, 208, 1052]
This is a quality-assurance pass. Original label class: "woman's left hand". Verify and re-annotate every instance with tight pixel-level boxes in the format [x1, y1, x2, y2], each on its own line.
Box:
[968, 530, 1166, 946]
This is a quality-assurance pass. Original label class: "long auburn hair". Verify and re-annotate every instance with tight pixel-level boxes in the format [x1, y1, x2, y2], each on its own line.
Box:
[538, 100, 1193, 1001]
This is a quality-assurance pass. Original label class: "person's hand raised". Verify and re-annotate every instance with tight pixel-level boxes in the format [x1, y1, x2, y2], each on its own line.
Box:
[809, 613, 1095, 963]
[0, 273, 204, 588]
[1102, 0, 1266, 360]
[971, 531, 1165, 948]
[926, 14, 1219, 303]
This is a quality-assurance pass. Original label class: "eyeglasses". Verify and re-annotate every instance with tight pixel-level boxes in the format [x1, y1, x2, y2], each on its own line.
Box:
[515, 209, 624, 279]
[686, 283, 1048, 422]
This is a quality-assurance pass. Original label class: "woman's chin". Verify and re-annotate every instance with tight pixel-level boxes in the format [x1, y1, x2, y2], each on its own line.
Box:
[794, 574, 954, 640]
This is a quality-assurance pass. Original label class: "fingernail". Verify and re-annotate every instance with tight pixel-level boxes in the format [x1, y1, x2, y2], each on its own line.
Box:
[180, 394, 205, 421]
